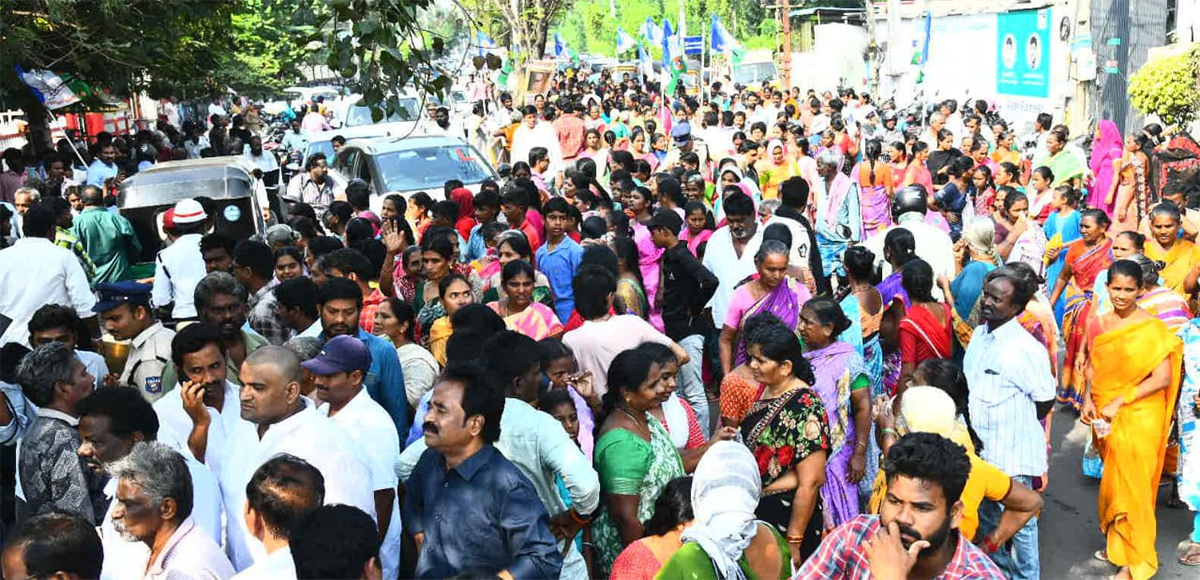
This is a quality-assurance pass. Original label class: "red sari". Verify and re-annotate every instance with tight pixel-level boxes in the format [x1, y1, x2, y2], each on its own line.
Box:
[1059, 238, 1114, 408]
[899, 302, 952, 365]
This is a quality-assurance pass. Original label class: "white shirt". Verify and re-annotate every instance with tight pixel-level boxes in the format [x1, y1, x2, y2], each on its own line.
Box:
[99, 454, 224, 580]
[153, 379, 244, 478]
[862, 212, 956, 299]
[297, 319, 322, 339]
[145, 516, 234, 580]
[0, 237, 96, 346]
[230, 546, 295, 580]
[243, 150, 279, 174]
[965, 318, 1056, 477]
[217, 400, 374, 571]
[702, 226, 763, 327]
[397, 398, 600, 580]
[765, 215, 814, 271]
[318, 388, 402, 580]
[76, 349, 109, 392]
[152, 233, 206, 319]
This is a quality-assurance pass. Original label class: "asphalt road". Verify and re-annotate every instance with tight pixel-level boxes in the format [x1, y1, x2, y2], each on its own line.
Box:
[1039, 408, 1194, 579]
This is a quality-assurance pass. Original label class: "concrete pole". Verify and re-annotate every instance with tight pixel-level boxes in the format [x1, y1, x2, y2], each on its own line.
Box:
[781, 0, 792, 89]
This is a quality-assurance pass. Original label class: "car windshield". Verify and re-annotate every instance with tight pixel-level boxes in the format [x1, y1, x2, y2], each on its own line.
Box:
[307, 140, 334, 160]
[345, 97, 420, 127]
[733, 62, 775, 85]
[376, 144, 493, 191]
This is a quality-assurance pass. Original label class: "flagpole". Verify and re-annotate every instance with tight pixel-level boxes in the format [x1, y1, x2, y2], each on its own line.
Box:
[701, 21, 708, 110]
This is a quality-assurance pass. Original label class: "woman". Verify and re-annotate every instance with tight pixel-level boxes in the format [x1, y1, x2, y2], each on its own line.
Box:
[902, 142, 934, 195]
[1026, 166, 1056, 224]
[1144, 202, 1200, 297]
[990, 131, 1022, 167]
[273, 246, 305, 282]
[408, 191, 434, 241]
[798, 298, 871, 529]
[448, 187, 477, 241]
[897, 259, 952, 396]
[1045, 128, 1085, 189]
[1132, 254, 1193, 333]
[630, 127, 659, 172]
[813, 149, 862, 279]
[756, 139, 798, 200]
[969, 165, 997, 219]
[995, 191, 1049, 286]
[425, 273, 475, 366]
[837, 247, 885, 498]
[487, 260, 563, 340]
[610, 477, 694, 580]
[1083, 259, 1183, 580]
[1177, 316, 1200, 567]
[740, 321, 829, 565]
[413, 235, 463, 338]
[627, 187, 665, 314]
[925, 129, 961, 187]
[582, 128, 610, 171]
[640, 343, 737, 470]
[1042, 185, 1083, 321]
[1110, 134, 1152, 232]
[614, 236, 650, 319]
[481, 231, 553, 306]
[854, 139, 895, 238]
[1092, 231, 1146, 316]
[949, 219, 1001, 321]
[374, 298, 439, 408]
[1047, 209, 1113, 409]
[681, 201, 715, 260]
[592, 349, 686, 575]
[1090, 120, 1124, 215]
[719, 241, 811, 375]
[887, 141, 908, 181]
[656, 442, 792, 580]
[719, 313, 781, 429]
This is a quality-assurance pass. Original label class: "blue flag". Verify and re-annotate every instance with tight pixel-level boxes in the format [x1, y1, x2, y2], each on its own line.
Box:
[476, 31, 497, 57]
[616, 27, 637, 54]
[554, 32, 566, 57]
[661, 18, 674, 67]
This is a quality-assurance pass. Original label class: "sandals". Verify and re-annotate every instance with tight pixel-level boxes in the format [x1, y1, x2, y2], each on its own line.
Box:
[1180, 542, 1200, 567]
[1093, 549, 1109, 562]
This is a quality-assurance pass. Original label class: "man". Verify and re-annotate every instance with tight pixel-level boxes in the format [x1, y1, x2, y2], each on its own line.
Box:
[919, 112, 947, 151]
[212, 346, 374, 570]
[511, 105, 562, 177]
[1023, 112, 1053, 162]
[13, 187, 38, 238]
[862, 185, 955, 296]
[151, 198, 208, 320]
[280, 118, 309, 154]
[85, 142, 120, 188]
[290, 505, 383, 580]
[553, 101, 586, 161]
[940, 99, 964, 143]
[234, 455, 325, 580]
[537, 197, 584, 324]
[44, 196, 96, 283]
[315, 277, 408, 438]
[301, 104, 332, 133]
[184, 123, 212, 159]
[162, 272, 268, 391]
[234, 240, 288, 345]
[648, 208, 719, 435]
[0, 148, 27, 203]
[303, 336, 403, 579]
[797, 433, 1005, 579]
[702, 192, 763, 330]
[324, 247, 386, 334]
[201, 231, 237, 274]
[963, 267, 1055, 580]
[108, 442, 235, 578]
[404, 360, 563, 578]
[96, 281, 176, 400]
[243, 135, 280, 185]
[43, 154, 76, 198]
[27, 304, 108, 391]
[14, 342, 103, 523]
[663, 122, 710, 171]
[76, 387, 223, 580]
[0, 206, 97, 347]
[399, 332, 599, 579]
[528, 146, 554, 194]
[563, 265, 689, 396]
[72, 185, 141, 284]
[274, 276, 322, 338]
[0, 513, 103, 579]
[161, 97, 181, 130]
[773, 176, 829, 294]
[285, 152, 334, 213]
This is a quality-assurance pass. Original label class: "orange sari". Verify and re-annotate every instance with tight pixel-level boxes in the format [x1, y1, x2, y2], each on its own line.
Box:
[1089, 316, 1183, 580]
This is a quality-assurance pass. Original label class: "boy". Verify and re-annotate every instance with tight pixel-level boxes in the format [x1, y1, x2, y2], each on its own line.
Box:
[501, 179, 542, 249]
[536, 197, 583, 323]
[465, 190, 501, 262]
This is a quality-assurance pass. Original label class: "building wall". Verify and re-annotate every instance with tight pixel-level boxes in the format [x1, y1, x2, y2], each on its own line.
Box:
[1090, 0, 1169, 132]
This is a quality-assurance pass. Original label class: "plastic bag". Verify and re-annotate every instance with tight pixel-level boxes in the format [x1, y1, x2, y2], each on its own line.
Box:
[1082, 435, 1105, 479]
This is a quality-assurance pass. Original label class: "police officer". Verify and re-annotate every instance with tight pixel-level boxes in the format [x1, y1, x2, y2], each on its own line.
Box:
[150, 198, 208, 322]
[96, 281, 176, 402]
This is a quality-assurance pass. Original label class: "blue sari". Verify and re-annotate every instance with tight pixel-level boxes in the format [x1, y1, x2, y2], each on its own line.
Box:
[949, 261, 997, 320]
[1043, 209, 1081, 325]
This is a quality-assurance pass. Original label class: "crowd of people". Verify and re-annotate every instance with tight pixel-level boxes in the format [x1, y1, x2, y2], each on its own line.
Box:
[1, 62, 1200, 580]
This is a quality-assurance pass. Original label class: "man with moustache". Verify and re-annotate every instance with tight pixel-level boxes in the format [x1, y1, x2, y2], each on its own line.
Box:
[161, 272, 268, 391]
[95, 281, 175, 400]
[107, 442, 234, 578]
[796, 433, 1004, 579]
[702, 192, 763, 333]
[76, 387, 222, 580]
[211, 346, 373, 571]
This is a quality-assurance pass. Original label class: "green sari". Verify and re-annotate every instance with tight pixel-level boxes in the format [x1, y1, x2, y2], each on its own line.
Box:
[592, 415, 685, 576]
[1046, 148, 1085, 187]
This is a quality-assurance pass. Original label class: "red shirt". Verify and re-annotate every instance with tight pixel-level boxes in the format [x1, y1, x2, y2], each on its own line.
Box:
[359, 287, 387, 334]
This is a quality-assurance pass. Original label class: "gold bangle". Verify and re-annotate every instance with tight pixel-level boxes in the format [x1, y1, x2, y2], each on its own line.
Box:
[786, 534, 805, 544]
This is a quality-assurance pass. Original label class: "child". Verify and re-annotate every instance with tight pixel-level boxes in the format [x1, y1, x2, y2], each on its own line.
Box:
[470, 221, 508, 274]
[681, 201, 715, 260]
[934, 156, 973, 240]
[500, 181, 542, 249]
[539, 338, 601, 457]
[465, 189, 501, 262]
[541, 388, 580, 446]
[1027, 165, 1056, 224]
[537, 197, 584, 323]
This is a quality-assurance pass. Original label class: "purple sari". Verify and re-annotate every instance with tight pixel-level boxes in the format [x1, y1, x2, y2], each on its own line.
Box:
[804, 340, 866, 528]
[876, 271, 910, 310]
[734, 278, 808, 366]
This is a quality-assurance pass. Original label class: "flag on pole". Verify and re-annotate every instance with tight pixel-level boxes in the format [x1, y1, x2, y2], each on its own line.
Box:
[639, 17, 663, 45]
[616, 27, 637, 55]
[15, 66, 82, 110]
[661, 18, 674, 67]
[554, 32, 567, 57]
[476, 31, 498, 57]
[912, 11, 932, 83]
[710, 15, 746, 65]
[637, 42, 654, 79]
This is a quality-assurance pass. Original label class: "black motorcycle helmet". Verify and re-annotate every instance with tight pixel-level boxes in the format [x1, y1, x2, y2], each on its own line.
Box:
[892, 184, 928, 220]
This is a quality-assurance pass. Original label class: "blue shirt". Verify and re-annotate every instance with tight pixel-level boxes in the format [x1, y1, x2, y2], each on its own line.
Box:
[405, 444, 563, 579]
[536, 236, 583, 323]
[465, 222, 489, 263]
[321, 328, 409, 446]
[85, 159, 118, 188]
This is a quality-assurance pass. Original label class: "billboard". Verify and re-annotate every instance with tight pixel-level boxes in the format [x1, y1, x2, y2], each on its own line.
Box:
[996, 9, 1051, 98]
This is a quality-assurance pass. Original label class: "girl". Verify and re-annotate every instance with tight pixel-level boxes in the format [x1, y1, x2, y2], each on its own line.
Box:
[1110, 133, 1152, 232]
[969, 165, 997, 219]
[1043, 185, 1084, 322]
[854, 139, 895, 238]
[680, 201, 714, 260]
[540, 337, 600, 456]
[1026, 166, 1056, 224]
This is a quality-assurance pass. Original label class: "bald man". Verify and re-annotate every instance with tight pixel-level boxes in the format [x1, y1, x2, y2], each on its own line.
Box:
[213, 346, 375, 571]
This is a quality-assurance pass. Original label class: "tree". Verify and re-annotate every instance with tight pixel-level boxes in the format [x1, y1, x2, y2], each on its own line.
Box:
[1128, 45, 1200, 128]
[461, 0, 575, 60]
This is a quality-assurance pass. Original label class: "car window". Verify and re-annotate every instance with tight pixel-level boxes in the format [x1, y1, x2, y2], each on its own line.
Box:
[307, 140, 334, 162]
[375, 144, 494, 192]
[344, 97, 421, 127]
[335, 149, 359, 173]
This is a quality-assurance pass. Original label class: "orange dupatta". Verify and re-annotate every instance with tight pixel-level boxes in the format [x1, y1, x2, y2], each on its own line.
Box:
[1090, 317, 1183, 580]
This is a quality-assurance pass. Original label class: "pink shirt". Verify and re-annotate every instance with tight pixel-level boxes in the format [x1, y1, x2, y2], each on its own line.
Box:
[563, 315, 673, 396]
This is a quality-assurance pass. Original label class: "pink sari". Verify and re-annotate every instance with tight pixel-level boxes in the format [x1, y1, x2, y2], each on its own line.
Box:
[1089, 120, 1123, 215]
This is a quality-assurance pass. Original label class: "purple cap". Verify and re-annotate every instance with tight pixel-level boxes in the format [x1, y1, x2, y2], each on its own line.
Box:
[301, 335, 372, 376]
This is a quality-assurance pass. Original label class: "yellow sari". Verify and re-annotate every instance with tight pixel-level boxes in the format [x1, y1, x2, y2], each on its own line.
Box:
[1090, 316, 1183, 580]
[1145, 238, 1200, 297]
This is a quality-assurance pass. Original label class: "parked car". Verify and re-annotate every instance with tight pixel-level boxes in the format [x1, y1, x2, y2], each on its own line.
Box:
[330, 135, 498, 214]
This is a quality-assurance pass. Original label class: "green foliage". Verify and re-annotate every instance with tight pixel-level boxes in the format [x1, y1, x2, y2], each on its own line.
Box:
[1128, 46, 1200, 127]
[557, 0, 767, 59]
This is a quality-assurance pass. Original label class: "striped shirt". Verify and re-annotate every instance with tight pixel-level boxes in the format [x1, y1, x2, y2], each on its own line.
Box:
[55, 226, 96, 284]
[965, 319, 1056, 477]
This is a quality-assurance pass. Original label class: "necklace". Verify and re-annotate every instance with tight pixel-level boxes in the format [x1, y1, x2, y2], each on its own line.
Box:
[617, 406, 650, 437]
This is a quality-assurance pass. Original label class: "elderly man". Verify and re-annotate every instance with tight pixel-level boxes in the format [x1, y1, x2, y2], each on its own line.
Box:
[14, 342, 104, 524]
[161, 272, 268, 391]
[211, 346, 373, 570]
[233, 455, 325, 580]
[109, 442, 234, 579]
[964, 267, 1055, 580]
[0, 513, 104, 580]
[76, 387, 222, 580]
[72, 184, 141, 284]
[405, 360, 563, 579]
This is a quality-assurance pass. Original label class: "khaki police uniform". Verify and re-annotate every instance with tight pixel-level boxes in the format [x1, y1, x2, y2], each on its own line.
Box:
[120, 321, 176, 402]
